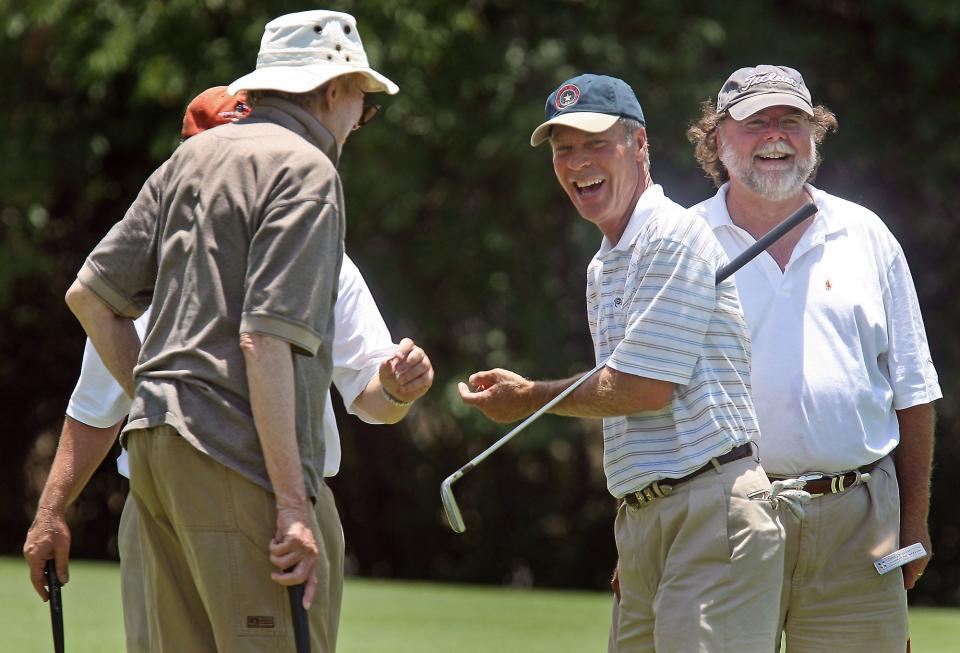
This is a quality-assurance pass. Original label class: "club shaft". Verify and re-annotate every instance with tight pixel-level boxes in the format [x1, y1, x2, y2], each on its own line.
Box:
[455, 203, 817, 478]
[444, 200, 818, 533]
[451, 359, 607, 476]
[715, 202, 817, 284]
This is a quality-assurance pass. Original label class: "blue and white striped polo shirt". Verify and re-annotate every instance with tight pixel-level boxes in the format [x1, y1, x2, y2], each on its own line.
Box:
[586, 185, 758, 498]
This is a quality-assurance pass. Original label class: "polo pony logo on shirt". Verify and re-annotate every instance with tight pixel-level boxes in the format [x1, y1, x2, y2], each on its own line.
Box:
[825, 279, 832, 291]
[556, 84, 581, 109]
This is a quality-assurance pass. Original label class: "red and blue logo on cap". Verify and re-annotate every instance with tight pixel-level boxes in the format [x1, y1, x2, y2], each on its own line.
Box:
[555, 84, 580, 110]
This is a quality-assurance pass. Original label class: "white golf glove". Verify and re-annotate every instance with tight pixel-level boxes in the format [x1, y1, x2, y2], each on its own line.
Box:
[768, 478, 813, 520]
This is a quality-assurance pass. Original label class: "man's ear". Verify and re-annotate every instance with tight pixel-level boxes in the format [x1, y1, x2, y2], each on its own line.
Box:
[714, 124, 724, 158]
[634, 126, 647, 162]
[322, 78, 341, 111]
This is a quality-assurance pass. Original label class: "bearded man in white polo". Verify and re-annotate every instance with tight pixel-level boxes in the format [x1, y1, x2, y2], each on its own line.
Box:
[688, 65, 941, 651]
[63, 11, 397, 651]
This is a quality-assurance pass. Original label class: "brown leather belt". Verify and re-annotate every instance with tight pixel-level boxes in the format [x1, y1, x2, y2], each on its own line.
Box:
[767, 458, 882, 497]
[623, 443, 754, 509]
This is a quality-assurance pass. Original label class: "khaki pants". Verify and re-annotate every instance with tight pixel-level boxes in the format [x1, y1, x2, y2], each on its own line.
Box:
[119, 493, 148, 653]
[126, 425, 344, 653]
[609, 456, 785, 653]
[776, 455, 907, 652]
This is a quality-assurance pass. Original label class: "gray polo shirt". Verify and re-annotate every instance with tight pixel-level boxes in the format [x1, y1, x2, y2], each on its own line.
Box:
[77, 97, 345, 499]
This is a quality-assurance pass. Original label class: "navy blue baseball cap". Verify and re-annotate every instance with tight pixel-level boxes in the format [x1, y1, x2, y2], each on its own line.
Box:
[530, 74, 645, 147]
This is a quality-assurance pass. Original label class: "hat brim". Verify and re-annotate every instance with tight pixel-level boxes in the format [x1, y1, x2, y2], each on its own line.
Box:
[228, 63, 399, 96]
[727, 93, 813, 120]
[530, 112, 620, 147]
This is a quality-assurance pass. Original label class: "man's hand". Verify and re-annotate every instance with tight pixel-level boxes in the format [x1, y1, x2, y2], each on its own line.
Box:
[611, 565, 621, 603]
[899, 517, 932, 590]
[457, 368, 538, 423]
[379, 338, 434, 404]
[269, 504, 320, 609]
[23, 507, 71, 601]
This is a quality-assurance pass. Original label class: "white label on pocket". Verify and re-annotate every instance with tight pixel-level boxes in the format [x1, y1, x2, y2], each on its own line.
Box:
[874, 543, 927, 575]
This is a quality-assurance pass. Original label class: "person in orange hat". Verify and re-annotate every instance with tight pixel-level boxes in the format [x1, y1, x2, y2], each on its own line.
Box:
[179, 86, 251, 139]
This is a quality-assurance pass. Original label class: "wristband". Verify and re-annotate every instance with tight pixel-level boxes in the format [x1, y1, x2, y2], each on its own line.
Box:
[381, 385, 413, 408]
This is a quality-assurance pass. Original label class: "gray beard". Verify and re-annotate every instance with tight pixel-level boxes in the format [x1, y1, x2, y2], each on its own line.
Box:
[720, 139, 816, 201]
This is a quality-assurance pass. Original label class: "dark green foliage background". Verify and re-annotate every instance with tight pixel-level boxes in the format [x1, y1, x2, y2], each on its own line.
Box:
[2, 0, 957, 604]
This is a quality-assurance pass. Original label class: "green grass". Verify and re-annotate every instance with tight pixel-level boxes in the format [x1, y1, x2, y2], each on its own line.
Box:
[3, 557, 958, 652]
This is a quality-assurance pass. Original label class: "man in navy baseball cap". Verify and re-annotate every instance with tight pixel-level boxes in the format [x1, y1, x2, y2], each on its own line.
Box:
[461, 72, 786, 653]
[530, 74, 645, 146]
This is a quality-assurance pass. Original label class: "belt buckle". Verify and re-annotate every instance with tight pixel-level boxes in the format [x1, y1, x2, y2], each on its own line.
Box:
[625, 481, 674, 511]
[834, 469, 871, 493]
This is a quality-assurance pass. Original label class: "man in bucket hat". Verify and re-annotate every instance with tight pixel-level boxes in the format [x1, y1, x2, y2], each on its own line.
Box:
[61, 10, 398, 651]
[460, 74, 787, 652]
[688, 65, 941, 652]
[25, 79, 433, 651]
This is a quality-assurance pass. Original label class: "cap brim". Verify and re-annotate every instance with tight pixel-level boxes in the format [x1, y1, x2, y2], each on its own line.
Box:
[530, 112, 620, 147]
[727, 93, 813, 120]
[228, 64, 399, 96]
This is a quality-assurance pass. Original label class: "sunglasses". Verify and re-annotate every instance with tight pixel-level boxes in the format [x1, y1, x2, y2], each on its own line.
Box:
[354, 103, 381, 131]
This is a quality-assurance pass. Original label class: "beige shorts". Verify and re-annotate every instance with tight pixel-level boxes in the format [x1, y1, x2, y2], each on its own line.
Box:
[776, 455, 907, 652]
[126, 425, 344, 653]
[609, 456, 786, 653]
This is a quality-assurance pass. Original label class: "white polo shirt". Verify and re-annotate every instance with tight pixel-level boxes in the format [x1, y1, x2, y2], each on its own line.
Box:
[587, 185, 758, 498]
[66, 254, 396, 478]
[691, 184, 941, 475]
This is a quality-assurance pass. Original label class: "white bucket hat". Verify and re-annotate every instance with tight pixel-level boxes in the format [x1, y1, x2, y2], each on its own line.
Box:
[228, 10, 398, 96]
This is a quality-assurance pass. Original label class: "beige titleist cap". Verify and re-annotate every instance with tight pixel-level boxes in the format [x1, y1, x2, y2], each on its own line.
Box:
[228, 10, 398, 96]
[716, 65, 812, 120]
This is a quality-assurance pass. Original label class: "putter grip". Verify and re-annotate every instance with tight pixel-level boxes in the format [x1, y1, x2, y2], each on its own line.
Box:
[45, 559, 65, 653]
[287, 583, 311, 653]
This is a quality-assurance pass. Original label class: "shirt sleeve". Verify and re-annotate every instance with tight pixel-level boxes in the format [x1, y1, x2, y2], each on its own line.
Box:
[883, 248, 942, 409]
[331, 256, 396, 424]
[66, 308, 152, 427]
[240, 198, 342, 356]
[608, 238, 716, 385]
[77, 165, 165, 318]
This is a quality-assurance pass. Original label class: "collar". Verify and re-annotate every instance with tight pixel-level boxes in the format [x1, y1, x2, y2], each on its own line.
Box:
[249, 97, 339, 166]
[706, 182, 845, 244]
[597, 184, 666, 258]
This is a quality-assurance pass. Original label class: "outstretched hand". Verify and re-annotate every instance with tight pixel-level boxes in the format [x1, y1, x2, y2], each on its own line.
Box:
[379, 337, 434, 404]
[457, 368, 537, 423]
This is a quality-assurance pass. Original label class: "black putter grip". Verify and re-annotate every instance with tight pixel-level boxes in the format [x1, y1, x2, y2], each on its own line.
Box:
[44, 559, 65, 653]
[287, 583, 311, 653]
[715, 202, 817, 284]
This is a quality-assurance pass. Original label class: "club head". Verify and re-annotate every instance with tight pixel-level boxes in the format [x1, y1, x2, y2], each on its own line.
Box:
[440, 476, 466, 533]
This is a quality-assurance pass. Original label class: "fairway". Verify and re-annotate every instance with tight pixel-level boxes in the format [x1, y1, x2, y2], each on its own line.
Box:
[3, 558, 957, 651]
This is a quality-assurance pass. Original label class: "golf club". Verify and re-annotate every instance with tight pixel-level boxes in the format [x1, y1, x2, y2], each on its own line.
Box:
[45, 559, 64, 653]
[288, 583, 311, 653]
[442, 201, 818, 533]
